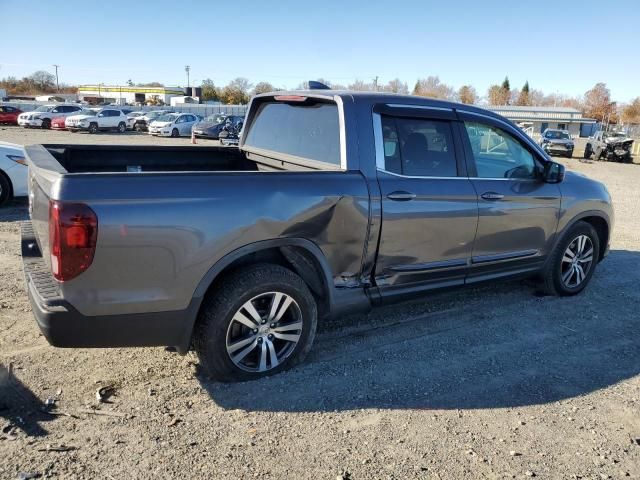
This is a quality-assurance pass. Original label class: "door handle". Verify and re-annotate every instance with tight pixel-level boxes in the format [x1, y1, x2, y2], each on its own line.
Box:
[481, 192, 505, 201]
[387, 191, 417, 201]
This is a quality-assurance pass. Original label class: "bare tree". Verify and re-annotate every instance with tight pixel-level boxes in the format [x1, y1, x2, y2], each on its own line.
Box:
[349, 79, 375, 91]
[30, 70, 56, 91]
[620, 98, 640, 124]
[413, 76, 454, 100]
[383, 78, 409, 94]
[487, 84, 509, 105]
[515, 81, 531, 106]
[253, 82, 276, 95]
[457, 85, 477, 104]
[583, 82, 616, 122]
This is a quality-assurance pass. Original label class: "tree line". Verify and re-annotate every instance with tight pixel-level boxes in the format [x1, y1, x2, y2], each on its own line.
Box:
[2, 71, 639, 124]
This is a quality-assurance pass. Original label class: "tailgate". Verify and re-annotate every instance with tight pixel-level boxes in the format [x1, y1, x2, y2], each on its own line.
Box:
[25, 145, 68, 271]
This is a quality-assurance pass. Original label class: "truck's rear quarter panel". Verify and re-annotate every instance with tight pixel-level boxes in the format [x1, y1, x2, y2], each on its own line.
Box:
[41, 171, 370, 317]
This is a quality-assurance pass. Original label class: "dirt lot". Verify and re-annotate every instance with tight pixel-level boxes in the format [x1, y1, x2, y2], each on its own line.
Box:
[0, 126, 639, 479]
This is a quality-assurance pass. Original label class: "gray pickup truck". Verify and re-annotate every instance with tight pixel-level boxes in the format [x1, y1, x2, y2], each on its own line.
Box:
[23, 90, 614, 381]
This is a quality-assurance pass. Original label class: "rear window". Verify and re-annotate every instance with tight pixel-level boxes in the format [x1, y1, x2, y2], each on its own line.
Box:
[244, 100, 341, 166]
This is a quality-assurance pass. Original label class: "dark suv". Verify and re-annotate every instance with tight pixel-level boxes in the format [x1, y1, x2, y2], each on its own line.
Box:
[540, 129, 574, 158]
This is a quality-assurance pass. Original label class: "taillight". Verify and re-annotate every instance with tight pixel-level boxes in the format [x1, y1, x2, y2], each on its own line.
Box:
[274, 95, 308, 102]
[49, 200, 98, 282]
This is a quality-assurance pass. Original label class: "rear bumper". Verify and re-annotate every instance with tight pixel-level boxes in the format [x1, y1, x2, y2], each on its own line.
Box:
[21, 222, 196, 353]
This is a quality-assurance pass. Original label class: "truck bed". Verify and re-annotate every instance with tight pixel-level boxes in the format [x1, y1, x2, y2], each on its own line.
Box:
[38, 144, 255, 173]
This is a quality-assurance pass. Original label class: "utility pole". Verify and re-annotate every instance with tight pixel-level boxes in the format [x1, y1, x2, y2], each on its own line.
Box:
[185, 65, 191, 89]
[373, 76, 378, 91]
[53, 64, 60, 92]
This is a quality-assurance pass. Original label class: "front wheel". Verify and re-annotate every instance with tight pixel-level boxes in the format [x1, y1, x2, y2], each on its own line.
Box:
[583, 144, 592, 159]
[88, 123, 98, 134]
[117, 122, 126, 133]
[540, 221, 600, 296]
[194, 264, 317, 382]
[41, 118, 51, 129]
[171, 128, 179, 138]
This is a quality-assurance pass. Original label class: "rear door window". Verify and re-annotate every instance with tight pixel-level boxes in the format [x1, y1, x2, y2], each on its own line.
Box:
[244, 100, 341, 166]
[380, 116, 458, 177]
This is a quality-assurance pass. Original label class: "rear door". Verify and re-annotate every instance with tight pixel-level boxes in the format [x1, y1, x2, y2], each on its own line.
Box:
[373, 105, 479, 299]
[458, 112, 561, 282]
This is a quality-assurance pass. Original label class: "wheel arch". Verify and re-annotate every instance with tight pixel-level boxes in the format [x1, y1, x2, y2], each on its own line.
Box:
[559, 211, 610, 262]
[0, 168, 14, 204]
[177, 238, 335, 353]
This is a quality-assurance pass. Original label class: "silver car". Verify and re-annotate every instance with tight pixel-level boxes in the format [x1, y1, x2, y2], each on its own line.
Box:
[148, 113, 201, 137]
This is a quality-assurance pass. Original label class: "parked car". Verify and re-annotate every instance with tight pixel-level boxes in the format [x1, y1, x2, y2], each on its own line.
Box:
[0, 141, 27, 206]
[22, 91, 613, 381]
[126, 111, 146, 130]
[148, 113, 200, 137]
[17, 104, 84, 129]
[51, 116, 67, 130]
[219, 121, 243, 146]
[584, 131, 634, 163]
[65, 108, 129, 133]
[539, 128, 574, 158]
[0, 105, 22, 125]
[133, 110, 173, 132]
[192, 114, 244, 139]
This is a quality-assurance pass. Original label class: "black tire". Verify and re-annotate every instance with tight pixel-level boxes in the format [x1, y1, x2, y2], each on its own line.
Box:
[41, 118, 51, 129]
[540, 221, 600, 296]
[117, 122, 126, 133]
[0, 172, 12, 207]
[194, 263, 318, 382]
[171, 128, 179, 138]
[583, 144, 592, 159]
[88, 122, 98, 134]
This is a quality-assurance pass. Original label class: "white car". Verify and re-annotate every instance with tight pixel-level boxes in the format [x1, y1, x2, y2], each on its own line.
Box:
[126, 111, 147, 130]
[17, 104, 84, 129]
[133, 110, 174, 131]
[66, 108, 129, 134]
[0, 142, 27, 207]
[148, 113, 201, 137]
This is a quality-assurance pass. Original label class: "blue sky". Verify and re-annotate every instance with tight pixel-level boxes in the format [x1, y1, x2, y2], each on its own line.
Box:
[2, 0, 639, 101]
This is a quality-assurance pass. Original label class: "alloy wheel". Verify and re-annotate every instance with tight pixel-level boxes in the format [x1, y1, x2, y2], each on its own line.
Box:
[226, 291, 303, 373]
[561, 234, 594, 288]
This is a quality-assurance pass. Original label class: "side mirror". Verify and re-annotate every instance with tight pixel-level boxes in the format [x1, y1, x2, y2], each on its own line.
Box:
[543, 161, 565, 183]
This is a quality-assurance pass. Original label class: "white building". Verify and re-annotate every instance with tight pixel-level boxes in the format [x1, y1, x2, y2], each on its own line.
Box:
[486, 105, 597, 139]
[77, 85, 185, 105]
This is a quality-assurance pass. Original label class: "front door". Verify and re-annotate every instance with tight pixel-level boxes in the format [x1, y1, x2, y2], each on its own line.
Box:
[458, 113, 561, 282]
[373, 108, 479, 300]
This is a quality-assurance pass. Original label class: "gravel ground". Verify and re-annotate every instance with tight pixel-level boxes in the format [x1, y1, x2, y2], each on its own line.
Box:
[0, 127, 639, 479]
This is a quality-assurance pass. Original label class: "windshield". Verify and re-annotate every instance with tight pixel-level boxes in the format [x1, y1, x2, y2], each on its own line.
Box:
[604, 132, 625, 138]
[545, 130, 570, 140]
[35, 106, 55, 112]
[156, 114, 177, 122]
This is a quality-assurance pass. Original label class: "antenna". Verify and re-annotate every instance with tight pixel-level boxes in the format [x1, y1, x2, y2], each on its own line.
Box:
[308, 81, 331, 90]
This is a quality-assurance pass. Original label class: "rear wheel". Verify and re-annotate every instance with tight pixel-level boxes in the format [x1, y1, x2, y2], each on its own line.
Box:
[171, 128, 179, 138]
[117, 122, 126, 133]
[540, 221, 600, 296]
[583, 144, 592, 159]
[41, 118, 51, 129]
[0, 172, 12, 207]
[194, 264, 317, 382]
